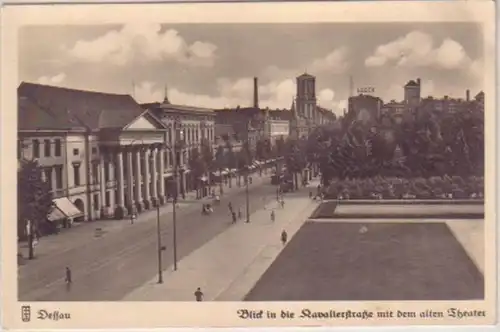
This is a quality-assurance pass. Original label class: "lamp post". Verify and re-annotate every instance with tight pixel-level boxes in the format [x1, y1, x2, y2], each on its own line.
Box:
[163, 117, 184, 271]
[245, 120, 251, 223]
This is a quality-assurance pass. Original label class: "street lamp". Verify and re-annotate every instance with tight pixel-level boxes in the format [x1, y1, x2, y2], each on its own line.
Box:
[244, 120, 251, 223]
[128, 139, 165, 283]
[147, 151, 167, 284]
[159, 117, 185, 272]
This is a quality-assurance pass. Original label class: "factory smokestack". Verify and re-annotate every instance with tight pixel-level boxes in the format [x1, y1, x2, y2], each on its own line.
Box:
[466, 89, 470, 101]
[253, 77, 259, 108]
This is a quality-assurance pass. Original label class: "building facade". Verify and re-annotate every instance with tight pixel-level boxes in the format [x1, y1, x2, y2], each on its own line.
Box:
[347, 94, 384, 126]
[404, 78, 422, 109]
[18, 82, 215, 222]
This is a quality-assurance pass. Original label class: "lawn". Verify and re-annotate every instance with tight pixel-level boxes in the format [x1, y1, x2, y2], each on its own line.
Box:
[244, 222, 484, 301]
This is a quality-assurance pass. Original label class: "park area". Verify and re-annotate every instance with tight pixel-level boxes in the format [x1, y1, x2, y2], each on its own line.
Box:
[244, 221, 484, 301]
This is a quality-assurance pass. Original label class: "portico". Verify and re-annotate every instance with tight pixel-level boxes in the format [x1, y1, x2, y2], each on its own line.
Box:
[98, 111, 177, 219]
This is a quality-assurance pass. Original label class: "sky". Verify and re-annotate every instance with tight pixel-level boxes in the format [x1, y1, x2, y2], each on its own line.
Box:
[19, 23, 483, 116]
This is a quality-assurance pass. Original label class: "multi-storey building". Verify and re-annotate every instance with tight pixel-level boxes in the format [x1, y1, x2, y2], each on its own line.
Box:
[347, 94, 384, 126]
[142, 92, 216, 196]
[215, 74, 336, 144]
[404, 78, 421, 109]
[18, 82, 214, 222]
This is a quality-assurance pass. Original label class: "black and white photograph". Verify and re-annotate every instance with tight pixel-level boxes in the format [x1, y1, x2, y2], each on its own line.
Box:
[2, 1, 496, 329]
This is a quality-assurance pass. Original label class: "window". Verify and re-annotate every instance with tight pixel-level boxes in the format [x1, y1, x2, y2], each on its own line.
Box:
[32, 139, 40, 158]
[93, 194, 99, 211]
[168, 128, 172, 144]
[105, 191, 110, 207]
[44, 139, 51, 157]
[104, 162, 110, 182]
[54, 139, 62, 157]
[92, 147, 97, 154]
[44, 168, 52, 186]
[73, 163, 81, 186]
[55, 166, 63, 189]
[92, 162, 99, 184]
[73, 148, 79, 156]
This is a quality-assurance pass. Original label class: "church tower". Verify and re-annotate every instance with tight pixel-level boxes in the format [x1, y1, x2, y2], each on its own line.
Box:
[295, 73, 317, 122]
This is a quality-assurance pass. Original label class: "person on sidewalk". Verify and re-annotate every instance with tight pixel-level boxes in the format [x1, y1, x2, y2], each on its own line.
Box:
[309, 191, 313, 199]
[281, 230, 288, 245]
[228, 202, 233, 213]
[231, 211, 237, 224]
[238, 208, 242, 219]
[280, 199, 285, 209]
[65, 267, 72, 291]
[194, 287, 204, 302]
[270, 210, 275, 222]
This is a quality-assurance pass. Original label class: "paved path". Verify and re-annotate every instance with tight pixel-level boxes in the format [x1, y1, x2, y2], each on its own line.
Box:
[123, 180, 321, 301]
[18, 171, 277, 301]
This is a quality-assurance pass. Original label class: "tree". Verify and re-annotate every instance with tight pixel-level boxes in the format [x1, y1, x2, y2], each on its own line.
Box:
[223, 137, 236, 188]
[284, 137, 307, 190]
[18, 159, 53, 259]
[237, 141, 254, 179]
[200, 139, 215, 193]
[187, 147, 206, 198]
[214, 145, 226, 194]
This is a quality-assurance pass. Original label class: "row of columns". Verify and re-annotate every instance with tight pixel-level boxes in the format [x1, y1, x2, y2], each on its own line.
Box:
[100, 145, 174, 218]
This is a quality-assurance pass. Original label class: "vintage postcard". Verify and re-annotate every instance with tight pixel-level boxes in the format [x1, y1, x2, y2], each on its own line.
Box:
[1, 1, 496, 329]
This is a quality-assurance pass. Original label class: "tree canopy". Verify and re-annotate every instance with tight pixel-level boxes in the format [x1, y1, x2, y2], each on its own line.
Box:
[18, 159, 54, 242]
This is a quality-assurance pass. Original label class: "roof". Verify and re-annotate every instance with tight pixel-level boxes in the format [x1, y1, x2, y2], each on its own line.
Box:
[18, 96, 76, 130]
[297, 73, 315, 79]
[18, 82, 145, 130]
[160, 103, 214, 113]
[405, 80, 419, 87]
[269, 109, 293, 121]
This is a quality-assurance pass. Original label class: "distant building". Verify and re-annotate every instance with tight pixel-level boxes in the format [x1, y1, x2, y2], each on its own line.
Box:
[347, 94, 384, 125]
[215, 73, 336, 145]
[404, 78, 421, 109]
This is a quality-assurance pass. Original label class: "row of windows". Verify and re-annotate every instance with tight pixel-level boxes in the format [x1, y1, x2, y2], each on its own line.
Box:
[25, 138, 99, 159]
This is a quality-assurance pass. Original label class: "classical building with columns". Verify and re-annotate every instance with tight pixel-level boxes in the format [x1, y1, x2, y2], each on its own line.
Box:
[18, 82, 215, 222]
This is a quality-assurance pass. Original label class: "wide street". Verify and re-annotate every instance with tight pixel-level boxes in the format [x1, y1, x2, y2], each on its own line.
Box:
[18, 177, 280, 301]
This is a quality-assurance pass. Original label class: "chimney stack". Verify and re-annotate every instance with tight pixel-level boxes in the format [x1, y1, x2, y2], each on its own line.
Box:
[253, 77, 259, 108]
[417, 78, 421, 86]
[466, 89, 470, 101]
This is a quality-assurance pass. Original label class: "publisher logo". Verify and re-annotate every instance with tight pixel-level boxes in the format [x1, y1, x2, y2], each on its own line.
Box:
[21, 305, 31, 322]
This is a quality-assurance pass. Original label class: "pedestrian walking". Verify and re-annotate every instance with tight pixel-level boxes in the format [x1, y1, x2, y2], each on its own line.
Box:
[270, 210, 275, 222]
[280, 199, 285, 209]
[194, 287, 204, 302]
[238, 208, 242, 219]
[231, 211, 237, 223]
[65, 267, 72, 291]
[281, 230, 288, 245]
[309, 191, 313, 199]
[228, 202, 233, 213]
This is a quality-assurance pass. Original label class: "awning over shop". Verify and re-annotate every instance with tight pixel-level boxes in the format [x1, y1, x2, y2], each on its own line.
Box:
[47, 206, 66, 222]
[53, 197, 83, 218]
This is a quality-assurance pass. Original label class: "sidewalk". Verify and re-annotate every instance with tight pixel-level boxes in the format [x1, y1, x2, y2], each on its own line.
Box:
[122, 180, 321, 301]
[18, 170, 271, 261]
